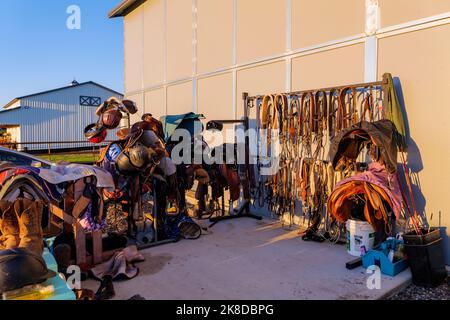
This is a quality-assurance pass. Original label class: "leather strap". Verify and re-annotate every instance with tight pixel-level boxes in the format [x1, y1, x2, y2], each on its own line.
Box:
[360, 89, 374, 122]
[300, 92, 315, 140]
[337, 87, 358, 131]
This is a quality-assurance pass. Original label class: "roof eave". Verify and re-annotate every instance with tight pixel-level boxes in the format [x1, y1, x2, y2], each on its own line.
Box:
[108, 0, 147, 18]
[1, 82, 123, 110]
[3, 99, 19, 110]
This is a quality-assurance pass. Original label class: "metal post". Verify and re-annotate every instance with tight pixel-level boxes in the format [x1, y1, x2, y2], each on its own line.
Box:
[47, 143, 52, 162]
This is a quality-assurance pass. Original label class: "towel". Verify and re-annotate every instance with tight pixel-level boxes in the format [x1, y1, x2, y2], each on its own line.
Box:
[90, 246, 145, 281]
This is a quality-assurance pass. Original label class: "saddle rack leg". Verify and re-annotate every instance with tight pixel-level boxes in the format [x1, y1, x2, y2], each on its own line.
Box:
[208, 199, 262, 228]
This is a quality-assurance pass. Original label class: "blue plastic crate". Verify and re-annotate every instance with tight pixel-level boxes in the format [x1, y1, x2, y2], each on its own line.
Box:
[362, 239, 408, 277]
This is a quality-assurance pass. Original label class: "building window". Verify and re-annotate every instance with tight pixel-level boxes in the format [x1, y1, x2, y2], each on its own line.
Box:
[80, 96, 102, 107]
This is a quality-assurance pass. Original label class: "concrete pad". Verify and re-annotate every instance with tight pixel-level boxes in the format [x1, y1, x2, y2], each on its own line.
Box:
[83, 218, 411, 300]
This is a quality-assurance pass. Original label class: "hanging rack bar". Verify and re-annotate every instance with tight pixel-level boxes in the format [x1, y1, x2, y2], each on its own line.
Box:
[246, 76, 389, 101]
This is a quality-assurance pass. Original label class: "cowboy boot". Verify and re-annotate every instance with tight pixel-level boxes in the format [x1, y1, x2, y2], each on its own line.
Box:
[0, 201, 20, 249]
[195, 184, 208, 218]
[14, 199, 44, 255]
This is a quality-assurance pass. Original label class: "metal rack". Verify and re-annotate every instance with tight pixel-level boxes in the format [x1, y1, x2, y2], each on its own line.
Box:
[208, 92, 263, 227]
[243, 73, 392, 227]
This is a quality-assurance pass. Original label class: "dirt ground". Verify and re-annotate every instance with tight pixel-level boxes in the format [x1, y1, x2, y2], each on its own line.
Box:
[389, 279, 450, 300]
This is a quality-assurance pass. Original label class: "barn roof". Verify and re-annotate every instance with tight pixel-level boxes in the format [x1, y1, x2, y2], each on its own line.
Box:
[2, 81, 123, 109]
[109, 0, 147, 18]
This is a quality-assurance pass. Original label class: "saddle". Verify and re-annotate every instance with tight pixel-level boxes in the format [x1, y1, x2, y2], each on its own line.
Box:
[95, 97, 138, 117]
[327, 180, 393, 231]
[219, 163, 241, 202]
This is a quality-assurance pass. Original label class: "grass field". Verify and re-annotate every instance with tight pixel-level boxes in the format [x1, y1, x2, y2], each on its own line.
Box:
[36, 152, 99, 164]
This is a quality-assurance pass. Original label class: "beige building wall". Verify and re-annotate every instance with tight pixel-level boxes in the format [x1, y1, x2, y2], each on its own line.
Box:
[143, 0, 165, 88]
[167, 0, 193, 81]
[124, 9, 144, 94]
[145, 88, 166, 116]
[197, 0, 233, 73]
[378, 0, 450, 27]
[198, 72, 234, 120]
[121, 0, 450, 263]
[291, 44, 365, 91]
[292, 0, 365, 49]
[378, 24, 450, 241]
[167, 81, 193, 115]
[236, 0, 286, 64]
[236, 61, 285, 119]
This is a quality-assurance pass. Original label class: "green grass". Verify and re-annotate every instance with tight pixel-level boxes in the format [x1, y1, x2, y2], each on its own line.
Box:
[36, 152, 99, 164]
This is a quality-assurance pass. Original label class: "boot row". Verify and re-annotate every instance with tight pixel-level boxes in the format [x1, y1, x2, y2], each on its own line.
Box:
[0, 199, 44, 256]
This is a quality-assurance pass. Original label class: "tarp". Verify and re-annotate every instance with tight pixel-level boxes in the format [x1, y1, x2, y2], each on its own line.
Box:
[332, 162, 402, 219]
[40, 164, 115, 189]
[159, 113, 205, 142]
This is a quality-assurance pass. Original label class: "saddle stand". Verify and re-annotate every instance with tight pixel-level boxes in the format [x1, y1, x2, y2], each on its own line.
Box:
[209, 93, 262, 227]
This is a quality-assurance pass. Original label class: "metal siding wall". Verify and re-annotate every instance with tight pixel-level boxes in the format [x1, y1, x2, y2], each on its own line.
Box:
[17, 83, 122, 151]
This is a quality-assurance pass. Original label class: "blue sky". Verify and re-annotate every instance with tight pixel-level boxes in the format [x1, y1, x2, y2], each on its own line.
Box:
[0, 0, 124, 107]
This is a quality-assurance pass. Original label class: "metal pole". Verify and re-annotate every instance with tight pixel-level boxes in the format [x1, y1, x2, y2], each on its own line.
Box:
[245, 78, 387, 101]
[48, 143, 52, 162]
[243, 92, 251, 202]
[153, 177, 158, 243]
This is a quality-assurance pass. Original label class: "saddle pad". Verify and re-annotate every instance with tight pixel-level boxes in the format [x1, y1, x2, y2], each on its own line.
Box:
[106, 143, 122, 162]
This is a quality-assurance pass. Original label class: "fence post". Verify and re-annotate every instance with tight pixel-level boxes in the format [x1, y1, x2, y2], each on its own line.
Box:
[48, 143, 52, 162]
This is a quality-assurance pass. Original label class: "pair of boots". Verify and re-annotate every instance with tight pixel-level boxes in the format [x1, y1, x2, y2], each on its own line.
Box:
[0, 199, 44, 255]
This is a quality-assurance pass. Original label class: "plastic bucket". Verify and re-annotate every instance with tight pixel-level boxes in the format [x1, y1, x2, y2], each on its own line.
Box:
[346, 219, 376, 257]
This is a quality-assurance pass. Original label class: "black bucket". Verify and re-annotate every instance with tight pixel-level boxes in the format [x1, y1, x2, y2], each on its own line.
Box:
[404, 231, 447, 287]
[403, 228, 441, 245]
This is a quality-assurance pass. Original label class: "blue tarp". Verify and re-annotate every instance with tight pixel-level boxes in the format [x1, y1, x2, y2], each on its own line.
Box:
[159, 112, 205, 142]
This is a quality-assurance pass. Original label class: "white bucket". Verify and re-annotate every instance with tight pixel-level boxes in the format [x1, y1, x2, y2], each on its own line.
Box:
[346, 219, 376, 257]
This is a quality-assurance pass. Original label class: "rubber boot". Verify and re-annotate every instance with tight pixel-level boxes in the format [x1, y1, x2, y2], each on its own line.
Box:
[0, 201, 20, 249]
[14, 199, 44, 255]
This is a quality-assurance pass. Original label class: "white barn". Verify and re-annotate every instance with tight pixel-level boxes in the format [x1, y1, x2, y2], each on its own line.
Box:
[0, 81, 123, 151]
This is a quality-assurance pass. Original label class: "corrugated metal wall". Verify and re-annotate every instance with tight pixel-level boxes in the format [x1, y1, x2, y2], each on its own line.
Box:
[0, 83, 123, 151]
